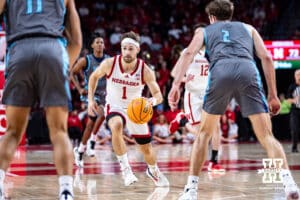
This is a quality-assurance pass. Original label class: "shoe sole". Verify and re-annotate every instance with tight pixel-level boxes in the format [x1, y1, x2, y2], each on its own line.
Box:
[146, 169, 169, 187]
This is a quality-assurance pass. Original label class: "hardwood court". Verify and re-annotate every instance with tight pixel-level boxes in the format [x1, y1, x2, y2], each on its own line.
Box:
[3, 142, 300, 200]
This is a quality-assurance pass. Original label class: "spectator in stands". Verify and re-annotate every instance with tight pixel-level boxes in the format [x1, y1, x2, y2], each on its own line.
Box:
[153, 114, 171, 144]
[68, 110, 83, 147]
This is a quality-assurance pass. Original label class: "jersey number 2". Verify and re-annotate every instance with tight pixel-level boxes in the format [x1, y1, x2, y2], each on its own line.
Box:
[222, 30, 230, 42]
[26, 0, 43, 14]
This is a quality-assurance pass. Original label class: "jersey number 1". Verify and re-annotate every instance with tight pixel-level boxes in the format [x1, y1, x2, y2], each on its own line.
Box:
[122, 87, 127, 99]
[26, 0, 43, 14]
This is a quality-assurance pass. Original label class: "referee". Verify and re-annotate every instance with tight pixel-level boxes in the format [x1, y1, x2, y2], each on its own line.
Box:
[287, 69, 300, 153]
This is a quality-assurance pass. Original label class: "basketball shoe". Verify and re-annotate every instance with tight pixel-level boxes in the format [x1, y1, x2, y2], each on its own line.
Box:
[59, 190, 73, 200]
[169, 112, 187, 134]
[146, 167, 169, 187]
[73, 147, 84, 168]
[282, 173, 300, 200]
[86, 139, 96, 157]
[207, 162, 225, 173]
[178, 185, 198, 200]
[122, 167, 138, 186]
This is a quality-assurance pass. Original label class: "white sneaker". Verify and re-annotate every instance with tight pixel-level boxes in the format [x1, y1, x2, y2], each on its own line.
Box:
[178, 185, 198, 200]
[59, 190, 73, 200]
[122, 167, 138, 186]
[86, 139, 96, 157]
[146, 167, 169, 187]
[73, 147, 84, 168]
[283, 181, 299, 200]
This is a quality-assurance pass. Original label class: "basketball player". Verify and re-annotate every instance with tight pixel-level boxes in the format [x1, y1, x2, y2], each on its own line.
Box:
[70, 32, 109, 167]
[168, 0, 299, 199]
[169, 44, 225, 173]
[0, 0, 82, 200]
[88, 31, 169, 187]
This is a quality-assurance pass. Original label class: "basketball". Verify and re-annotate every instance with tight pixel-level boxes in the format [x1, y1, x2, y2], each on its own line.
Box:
[127, 97, 153, 124]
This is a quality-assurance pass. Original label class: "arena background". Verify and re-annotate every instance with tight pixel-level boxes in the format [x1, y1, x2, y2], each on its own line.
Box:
[0, 0, 299, 143]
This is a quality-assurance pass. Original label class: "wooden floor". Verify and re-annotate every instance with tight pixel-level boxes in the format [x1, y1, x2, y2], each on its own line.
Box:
[3, 142, 300, 199]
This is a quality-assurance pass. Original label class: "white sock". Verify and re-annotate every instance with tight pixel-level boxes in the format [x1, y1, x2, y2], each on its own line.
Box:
[148, 164, 158, 173]
[0, 169, 5, 185]
[116, 153, 130, 170]
[280, 169, 295, 184]
[91, 134, 97, 142]
[187, 175, 199, 187]
[78, 143, 86, 153]
[59, 175, 73, 196]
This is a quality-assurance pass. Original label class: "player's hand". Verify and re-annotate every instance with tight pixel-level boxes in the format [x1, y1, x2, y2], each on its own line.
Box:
[268, 95, 281, 116]
[88, 100, 98, 117]
[147, 97, 157, 106]
[79, 88, 88, 95]
[168, 83, 181, 111]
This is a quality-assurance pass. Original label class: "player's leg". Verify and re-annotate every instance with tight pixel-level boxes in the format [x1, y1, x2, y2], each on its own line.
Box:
[73, 116, 95, 166]
[86, 105, 105, 156]
[45, 106, 74, 199]
[0, 39, 38, 199]
[208, 124, 225, 173]
[179, 63, 232, 199]
[136, 138, 169, 187]
[107, 113, 137, 186]
[249, 113, 299, 199]
[38, 38, 74, 200]
[0, 106, 30, 199]
[179, 111, 220, 200]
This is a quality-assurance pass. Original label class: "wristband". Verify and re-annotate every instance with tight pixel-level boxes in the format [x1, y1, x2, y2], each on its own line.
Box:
[149, 97, 158, 106]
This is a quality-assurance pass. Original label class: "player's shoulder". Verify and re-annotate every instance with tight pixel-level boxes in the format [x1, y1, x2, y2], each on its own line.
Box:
[102, 56, 115, 66]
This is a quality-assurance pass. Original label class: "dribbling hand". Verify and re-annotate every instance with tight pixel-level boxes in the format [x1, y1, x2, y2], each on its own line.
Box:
[268, 96, 281, 116]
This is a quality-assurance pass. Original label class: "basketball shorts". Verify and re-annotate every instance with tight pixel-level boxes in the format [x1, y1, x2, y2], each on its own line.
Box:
[2, 37, 70, 107]
[203, 59, 268, 117]
[183, 90, 205, 125]
[104, 104, 151, 143]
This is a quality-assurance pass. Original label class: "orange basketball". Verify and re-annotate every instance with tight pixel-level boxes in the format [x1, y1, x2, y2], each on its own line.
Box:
[127, 97, 153, 124]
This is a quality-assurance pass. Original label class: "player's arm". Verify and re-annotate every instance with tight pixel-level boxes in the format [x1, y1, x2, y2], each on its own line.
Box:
[70, 57, 87, 95]
[64, 0, 82, 68]
[250, 25, 277, 98]
[143, 64, 163, 106]
[249, 24, 280, 114]
[0, 1, 6, 14]
[170, 50, 188, 82]
[172, 28, 204, 87]
[88, 58, 113, 103]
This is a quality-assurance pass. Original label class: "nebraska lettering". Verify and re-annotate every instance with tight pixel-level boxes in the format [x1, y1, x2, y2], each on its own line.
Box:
[112, 78, 139, 86]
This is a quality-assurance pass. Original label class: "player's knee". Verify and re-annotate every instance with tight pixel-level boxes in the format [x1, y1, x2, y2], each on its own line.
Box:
[110, 121, 123, 133]
[139, 144, 152, 155]
[6, 126, 23, 141]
